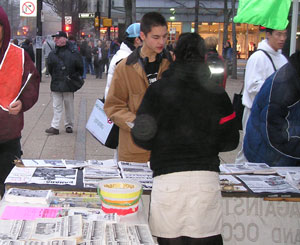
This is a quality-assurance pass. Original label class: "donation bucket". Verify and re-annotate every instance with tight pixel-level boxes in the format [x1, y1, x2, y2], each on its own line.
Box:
[97, 179, 143, 215]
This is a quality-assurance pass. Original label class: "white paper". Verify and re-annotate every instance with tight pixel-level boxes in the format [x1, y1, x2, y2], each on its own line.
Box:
[5, 166, 36, 183]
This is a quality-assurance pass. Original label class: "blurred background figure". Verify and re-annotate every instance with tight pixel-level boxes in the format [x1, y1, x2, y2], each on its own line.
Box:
[68, 34, 78, 51]
[79, 39, 88, 79]
[222, 40, 233, 75]
[11, 38, 18, 46]
[42, 35, 55, 77]
[86, 41, 95, 75]
[205, 36, 227, 89]
[93, 40, 105, 79]
[21, 38, 35, 63]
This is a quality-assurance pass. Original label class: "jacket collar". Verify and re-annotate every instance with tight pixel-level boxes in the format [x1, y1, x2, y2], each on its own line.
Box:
[126, 46, 173, 66]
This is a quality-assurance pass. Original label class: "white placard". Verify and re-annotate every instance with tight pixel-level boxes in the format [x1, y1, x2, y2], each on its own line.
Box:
[86, 99, 114, 145]
[20, 0, 37, 17]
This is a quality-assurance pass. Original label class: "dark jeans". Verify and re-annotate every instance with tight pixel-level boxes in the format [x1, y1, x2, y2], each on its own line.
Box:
[95, 61, 104, 79]
[0, 138, 22, 196]
[157, 235, 223, 245]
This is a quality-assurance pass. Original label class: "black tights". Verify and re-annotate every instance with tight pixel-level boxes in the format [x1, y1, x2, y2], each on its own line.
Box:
[157, 234, 223, 245]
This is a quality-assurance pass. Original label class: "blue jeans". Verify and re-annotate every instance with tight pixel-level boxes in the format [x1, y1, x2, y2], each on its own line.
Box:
[82, 57, 87, 79]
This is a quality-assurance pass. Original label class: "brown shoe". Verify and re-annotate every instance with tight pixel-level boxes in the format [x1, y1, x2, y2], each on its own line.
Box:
[45, 127, 59, 135]
[66, 127, 73, 133]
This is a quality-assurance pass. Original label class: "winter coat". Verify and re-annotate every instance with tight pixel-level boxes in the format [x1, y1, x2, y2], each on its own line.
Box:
[244, 63, 300, 166]
[105, 40, 136, 99]
[131, 62, 239, 177]
[104, 47, 172, 162]
[242, 39, 288, 110]
[21, 41, 35, 63]
[0, 6, 40, 143]
[48, 42, 83, 92]
[42, 35, 55, 58]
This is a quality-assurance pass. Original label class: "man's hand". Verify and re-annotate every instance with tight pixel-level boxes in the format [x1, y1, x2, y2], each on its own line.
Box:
[8, 100, 22, 115]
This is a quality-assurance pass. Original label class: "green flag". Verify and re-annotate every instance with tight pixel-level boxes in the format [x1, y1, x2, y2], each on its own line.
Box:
[233, 0, 291, 30]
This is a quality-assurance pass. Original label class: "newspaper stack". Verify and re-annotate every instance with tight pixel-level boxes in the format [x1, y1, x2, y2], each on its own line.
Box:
[219, 175, 247, 192]
[236, 175, 300, 194]
[220, 162, 276, 175]
[4, 188, 52, 205]
[63, 160, 89, 169]
[273, 167, 300, 189]
[86, 159, 118, 169]
[83, 167, 121, 189]
[118, 161, 153, 190]
[0, 215, 82, 241]
[21, 159, 66, 168]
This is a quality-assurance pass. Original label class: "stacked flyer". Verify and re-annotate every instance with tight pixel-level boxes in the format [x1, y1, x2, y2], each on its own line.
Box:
[83, 159, 121, 188]
[6, 158, 155, 191]
[118, 161, 153, 190]
[0, 216, 155, 244]
[219, 162, 300, 194]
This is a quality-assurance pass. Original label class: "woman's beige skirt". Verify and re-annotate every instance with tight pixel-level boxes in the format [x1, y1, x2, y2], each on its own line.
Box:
[149, 171, 222, 238]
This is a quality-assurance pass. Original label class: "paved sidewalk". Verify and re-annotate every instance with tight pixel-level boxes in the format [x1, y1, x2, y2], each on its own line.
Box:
[21, 71, 244, 163]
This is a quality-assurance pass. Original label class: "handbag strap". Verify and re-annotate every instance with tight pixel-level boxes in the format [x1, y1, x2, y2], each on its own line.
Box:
[239, 49, 276, 95]
[257, 49, 277, 72]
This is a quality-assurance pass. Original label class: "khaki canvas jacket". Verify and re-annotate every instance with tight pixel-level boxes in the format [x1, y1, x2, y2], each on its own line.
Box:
[104, 47, 172, 162]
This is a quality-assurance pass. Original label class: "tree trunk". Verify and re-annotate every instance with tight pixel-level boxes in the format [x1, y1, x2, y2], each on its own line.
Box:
[194, 0, 199, 33]
[223, 0, 229, 51]
[124, 0, 132, 28]
[231, 0, 237, 79]
[132, 0, 136, 23]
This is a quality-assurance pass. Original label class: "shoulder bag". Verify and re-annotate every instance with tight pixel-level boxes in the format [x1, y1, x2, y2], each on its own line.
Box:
[232, 49, 277, 130]
[56, 53, 85, 92]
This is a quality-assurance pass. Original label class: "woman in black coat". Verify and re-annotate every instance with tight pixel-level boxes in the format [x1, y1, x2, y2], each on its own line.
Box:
[132, 33, 239, 245]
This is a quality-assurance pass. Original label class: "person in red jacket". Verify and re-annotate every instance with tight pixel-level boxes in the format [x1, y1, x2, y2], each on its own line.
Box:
[0, 6, 40, 196]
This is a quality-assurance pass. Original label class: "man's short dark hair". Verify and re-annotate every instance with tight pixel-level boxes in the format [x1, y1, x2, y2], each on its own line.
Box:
[266, 28, 274, 34]
[140, 12, 167, 36]
[125, 37, 136, 44]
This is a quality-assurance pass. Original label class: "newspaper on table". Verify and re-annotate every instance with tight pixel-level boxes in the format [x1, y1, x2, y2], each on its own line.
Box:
[0, 240, 77, 245]
[273, 167, 300, 189]
[236, 175, 300, 193]
[86, 159, 118, 169]
[82, 220, 106, 242]
[21, 159, 65, 168]
[4, 188, 52, 205]
[0, 215, 82, 241]
[118, 161, 153, 191]
[66, 208, 119, 222]
[82, 179, 102, 189]
[83, 168, 121, 179]
[29, 168, 77, 186]
[219, 175, 248, 192]
[220, 162, 276, 174]
[105, 223, 155, 245]
[63, 160, 89, 169]
[118, 161, 150, 169]
[83, 166, 121, 189]
[5, 167, 36, 184]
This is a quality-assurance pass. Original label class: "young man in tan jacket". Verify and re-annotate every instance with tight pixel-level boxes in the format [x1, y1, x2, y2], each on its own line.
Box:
[104, 12, 172, 163]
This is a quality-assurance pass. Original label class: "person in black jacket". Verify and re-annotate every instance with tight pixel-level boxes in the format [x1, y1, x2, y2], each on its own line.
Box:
[131, 33, 239, 245]
[45, 31, 83, 135]
[21, 38, 35, 63]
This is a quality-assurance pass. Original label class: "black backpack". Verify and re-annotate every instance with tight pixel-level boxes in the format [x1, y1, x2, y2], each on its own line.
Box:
[206, 52, 226, 88]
